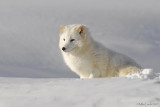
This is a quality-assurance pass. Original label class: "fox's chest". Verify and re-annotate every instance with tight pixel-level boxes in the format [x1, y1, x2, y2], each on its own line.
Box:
[64, 54, 93, 74]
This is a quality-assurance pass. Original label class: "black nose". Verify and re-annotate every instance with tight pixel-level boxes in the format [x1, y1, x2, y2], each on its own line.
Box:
[62, 47, 66, 51]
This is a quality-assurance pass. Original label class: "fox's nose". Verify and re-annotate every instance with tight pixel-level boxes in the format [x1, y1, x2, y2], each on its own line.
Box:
[62, 47, 66, 51]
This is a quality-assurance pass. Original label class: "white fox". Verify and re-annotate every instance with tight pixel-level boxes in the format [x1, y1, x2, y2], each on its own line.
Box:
[59, 24, 142, 78]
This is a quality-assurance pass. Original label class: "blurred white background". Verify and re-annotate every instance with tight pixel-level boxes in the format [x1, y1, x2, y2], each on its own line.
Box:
[0, 0, 160, 78]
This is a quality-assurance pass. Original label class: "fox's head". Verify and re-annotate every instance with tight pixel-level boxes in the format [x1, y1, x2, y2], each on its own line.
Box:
[59, 24, 88, 53]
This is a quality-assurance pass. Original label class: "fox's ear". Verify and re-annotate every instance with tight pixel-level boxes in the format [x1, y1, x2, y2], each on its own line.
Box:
[59, 25, 65, 36]
[77, 25, 86, 39]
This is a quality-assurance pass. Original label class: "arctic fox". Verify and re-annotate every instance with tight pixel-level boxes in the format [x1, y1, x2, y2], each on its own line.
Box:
[59, 24, 142, 78]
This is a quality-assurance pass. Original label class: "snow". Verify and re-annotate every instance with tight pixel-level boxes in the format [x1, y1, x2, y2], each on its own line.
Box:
[126, 69, 160, 80]
[0, 0, 160, 107]
[0, 77, 160, 107]
[0, 69, 160, 107]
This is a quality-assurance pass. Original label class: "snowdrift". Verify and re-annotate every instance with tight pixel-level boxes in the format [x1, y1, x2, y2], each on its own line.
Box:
[0, 69, 160, 107]
[126, 69, 160, 80]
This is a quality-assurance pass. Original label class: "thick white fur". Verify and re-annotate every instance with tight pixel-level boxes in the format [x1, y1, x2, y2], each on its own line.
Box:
[59, 24, 142, 78]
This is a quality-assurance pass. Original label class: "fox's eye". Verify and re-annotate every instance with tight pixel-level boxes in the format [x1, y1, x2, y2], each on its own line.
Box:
[63, 38, 65, 41]
[70, 39, 75, 42]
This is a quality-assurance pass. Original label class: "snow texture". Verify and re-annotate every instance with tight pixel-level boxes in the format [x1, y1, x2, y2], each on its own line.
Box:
[0, 69, 160, 107]
[126, 69, 160, 80]
[0, 77, 160, 107]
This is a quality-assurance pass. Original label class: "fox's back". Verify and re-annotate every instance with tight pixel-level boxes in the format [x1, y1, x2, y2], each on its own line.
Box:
[92, 41, 141, 69]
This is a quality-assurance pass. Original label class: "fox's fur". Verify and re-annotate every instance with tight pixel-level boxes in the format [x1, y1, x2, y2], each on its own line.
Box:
[59, 24, 142, 78]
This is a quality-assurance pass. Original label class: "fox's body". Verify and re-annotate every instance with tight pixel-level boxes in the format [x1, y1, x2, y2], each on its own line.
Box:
[59, 24, 141, 78]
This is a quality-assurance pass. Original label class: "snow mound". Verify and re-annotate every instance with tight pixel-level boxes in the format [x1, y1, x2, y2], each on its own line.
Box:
[0, 77, 160, 107]
[126, 69, 160, 80]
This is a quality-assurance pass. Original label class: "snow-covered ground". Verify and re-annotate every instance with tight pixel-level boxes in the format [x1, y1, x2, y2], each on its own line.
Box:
[0, 70, 160, 107]
[0, 0, 160, 107]
[0, 74, 160, 107]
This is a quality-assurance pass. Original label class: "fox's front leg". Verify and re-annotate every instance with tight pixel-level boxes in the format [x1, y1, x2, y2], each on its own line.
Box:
[89, 70, 100, 78]
[80, 76, 88, 79]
